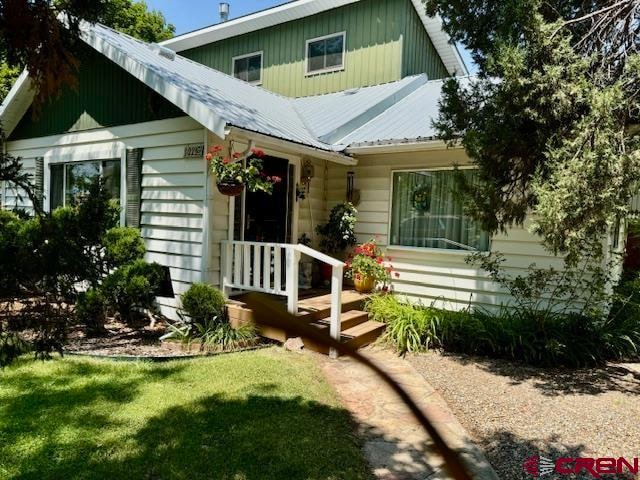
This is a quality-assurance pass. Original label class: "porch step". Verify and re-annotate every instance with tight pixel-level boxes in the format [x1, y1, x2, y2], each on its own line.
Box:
[313, 310, 370, 332]
[303, 314, 386, 355]
[343, 320, 386, 350]
[298, 290, 369, 321]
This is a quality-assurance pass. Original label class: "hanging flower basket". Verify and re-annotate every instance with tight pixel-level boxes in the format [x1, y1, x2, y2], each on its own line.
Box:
[206, 145, 281, 197]
[216, 181, 244, 196]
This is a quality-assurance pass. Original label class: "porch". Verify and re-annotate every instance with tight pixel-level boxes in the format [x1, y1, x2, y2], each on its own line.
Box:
[221, 240, 385, 357]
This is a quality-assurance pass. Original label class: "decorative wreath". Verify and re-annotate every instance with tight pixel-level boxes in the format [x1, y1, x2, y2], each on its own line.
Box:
[412, 184, 432, 212]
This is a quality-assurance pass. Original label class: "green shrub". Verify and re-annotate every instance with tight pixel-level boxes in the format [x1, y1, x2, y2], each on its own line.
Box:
[180, 283, 226, 325]
[75, 289, 107, 335]
[102, 260, 164, 323]
[315, 202, 357, 255]
[194, 318, 256, 352]
[102, 227, 146, 269]
[365, 294, 640, 367]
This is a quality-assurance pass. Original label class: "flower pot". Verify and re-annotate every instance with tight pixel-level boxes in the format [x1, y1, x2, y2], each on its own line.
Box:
[353, 273, 375, 293]
[217, 181, 244, 196]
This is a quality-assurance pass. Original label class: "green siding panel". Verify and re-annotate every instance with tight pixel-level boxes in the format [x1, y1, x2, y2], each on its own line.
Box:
[401, 1, 448, 79]
[182, 0, 442, 97]
[10, 45, 184, 140]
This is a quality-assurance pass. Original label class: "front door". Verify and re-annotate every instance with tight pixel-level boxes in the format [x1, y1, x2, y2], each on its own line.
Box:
[234, 156, 294, 243]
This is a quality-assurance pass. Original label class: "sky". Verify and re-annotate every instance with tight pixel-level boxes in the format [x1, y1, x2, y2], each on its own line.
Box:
[144, 0, 476, 73]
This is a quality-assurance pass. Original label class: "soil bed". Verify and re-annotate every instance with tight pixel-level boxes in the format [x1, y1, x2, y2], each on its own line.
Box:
[408, 351, 640, 479]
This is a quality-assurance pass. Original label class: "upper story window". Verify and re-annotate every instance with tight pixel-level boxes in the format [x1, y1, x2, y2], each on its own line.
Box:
[306, 32, 346, 75]
[389, 169, 490, 252]
[232, 51, 263, 85]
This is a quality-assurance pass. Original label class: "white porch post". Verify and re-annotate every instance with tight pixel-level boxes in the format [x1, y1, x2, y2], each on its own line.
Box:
[221, 241, 233, 298]
[329, 264, 343, 359]
[285, 247, 299, 314]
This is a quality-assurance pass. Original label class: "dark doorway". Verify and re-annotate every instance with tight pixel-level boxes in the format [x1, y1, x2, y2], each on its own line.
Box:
[237, 156, 293, 243]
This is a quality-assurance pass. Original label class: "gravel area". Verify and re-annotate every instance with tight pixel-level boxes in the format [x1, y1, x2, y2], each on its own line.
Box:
[407, 352, 640, 479]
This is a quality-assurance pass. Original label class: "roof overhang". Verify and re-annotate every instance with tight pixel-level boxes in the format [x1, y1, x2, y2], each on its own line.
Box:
[0, 70, 34, 136]
[161, 0, 467, 76]
[345, 138, 459, 154]
[230, 126, 357, 165]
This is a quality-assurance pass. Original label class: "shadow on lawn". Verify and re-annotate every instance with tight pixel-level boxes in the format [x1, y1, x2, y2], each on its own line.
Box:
[0, 359, 378, 480]
[442, 353, 640, 396]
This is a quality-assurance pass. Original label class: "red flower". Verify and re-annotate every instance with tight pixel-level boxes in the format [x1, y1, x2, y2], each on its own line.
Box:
[394, 272, 400, 278]
[251, 148, 265, 158]
[271, 175, 282, 183]
[376, 257, 383, 264]
[233, 152, 242, 159]
[223, 157, 231, 164]
[205, 153, 213, 161]
[209, 145, 223, 154]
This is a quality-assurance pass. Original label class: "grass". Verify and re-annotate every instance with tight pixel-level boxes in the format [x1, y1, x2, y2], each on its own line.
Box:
[0, 348, 370, 480]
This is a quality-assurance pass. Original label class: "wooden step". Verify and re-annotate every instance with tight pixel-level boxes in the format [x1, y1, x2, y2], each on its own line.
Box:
[343, 320, 386, 350]
[313, 310, 369, 332]
[303, 319, 386, 354]
[298, 290, 369, 320]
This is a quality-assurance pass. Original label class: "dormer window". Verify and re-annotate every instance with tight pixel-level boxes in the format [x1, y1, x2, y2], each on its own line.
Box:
[305, 32, 346, 75]
[232, 51, 263, 85]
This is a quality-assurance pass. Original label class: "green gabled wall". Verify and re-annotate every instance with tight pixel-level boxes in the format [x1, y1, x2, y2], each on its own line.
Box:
[10, 45, 184, 140]
[182, 0, 447, 98]
[401, 1, 448, 78]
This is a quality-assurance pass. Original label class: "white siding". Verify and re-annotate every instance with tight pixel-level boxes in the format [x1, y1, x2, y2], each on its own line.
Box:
[3, 157, 36, 214]
[6, 117, 209, 319]
[297, 158, 327, 248]
[328, 149, 569, 310]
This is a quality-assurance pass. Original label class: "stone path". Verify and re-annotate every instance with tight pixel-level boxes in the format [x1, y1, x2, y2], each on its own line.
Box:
[317, 348, 499, 480]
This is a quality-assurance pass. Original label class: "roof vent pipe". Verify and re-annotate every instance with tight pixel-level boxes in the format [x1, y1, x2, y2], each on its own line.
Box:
[219, 2, 230, 22]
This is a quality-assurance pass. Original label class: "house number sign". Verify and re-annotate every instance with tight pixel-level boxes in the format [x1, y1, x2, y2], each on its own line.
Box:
[184, 143, 205, 158]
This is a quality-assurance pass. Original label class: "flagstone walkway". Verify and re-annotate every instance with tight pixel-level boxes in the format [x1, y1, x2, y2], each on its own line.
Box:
[317, 348, 499, 480]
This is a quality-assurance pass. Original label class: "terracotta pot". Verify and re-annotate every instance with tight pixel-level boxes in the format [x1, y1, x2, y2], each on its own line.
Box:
[217, 181, 244, 196]
[353, 273, 375, 293]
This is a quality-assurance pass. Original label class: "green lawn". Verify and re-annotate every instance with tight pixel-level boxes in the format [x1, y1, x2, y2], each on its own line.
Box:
[0, 348, 370, 480]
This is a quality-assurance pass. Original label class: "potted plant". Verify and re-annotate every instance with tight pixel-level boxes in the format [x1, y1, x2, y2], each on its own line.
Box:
[346, 239, 393, 293]
[206, 145, 280, 196]
[315, 202, 358, 281]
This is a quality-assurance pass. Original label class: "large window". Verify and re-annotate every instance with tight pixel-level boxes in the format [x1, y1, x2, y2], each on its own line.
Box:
[389, 169, 490, 251]
[50, 159, 121, 210]
[306, 32, 346, 75]
[232, 51, 263, 85]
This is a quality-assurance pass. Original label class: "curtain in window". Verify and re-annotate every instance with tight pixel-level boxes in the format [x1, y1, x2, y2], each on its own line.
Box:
[390, 170, 489, 251]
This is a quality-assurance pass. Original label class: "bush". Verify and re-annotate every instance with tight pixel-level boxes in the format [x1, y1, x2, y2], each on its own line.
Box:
[102, 227, 146, 270]
[316, 202, 357, 255]
[101, 260, 165, 323]
[75, 289, 107, 335]
[180, 283, 226, 325]
[365, 294, 640, 367]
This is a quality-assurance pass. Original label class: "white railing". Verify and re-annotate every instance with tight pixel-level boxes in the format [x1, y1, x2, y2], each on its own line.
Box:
[221, 240, 344, 357]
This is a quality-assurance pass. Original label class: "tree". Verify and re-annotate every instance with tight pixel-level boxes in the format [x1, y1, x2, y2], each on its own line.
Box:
[425, 0, 640, 265]
[0, 0, 174, 105]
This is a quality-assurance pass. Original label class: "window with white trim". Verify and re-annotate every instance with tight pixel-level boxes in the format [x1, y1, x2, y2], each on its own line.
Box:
[306, 32, 345, 74]
[50, 159, 121, 210]
[389, 169, 490, 251]
[232, 52, 263, 85]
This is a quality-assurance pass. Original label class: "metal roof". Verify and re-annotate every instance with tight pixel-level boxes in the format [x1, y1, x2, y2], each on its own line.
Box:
[1, 23, 463, 156]
[84, 24, 343, 153]
[292, 75, 428, 144]
[161, 0, 467, 76]
[337, 78, 457, 146]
